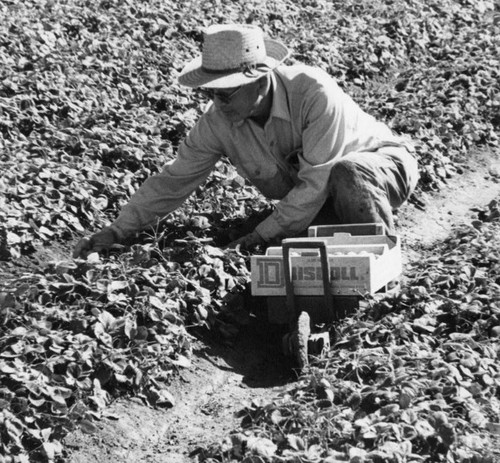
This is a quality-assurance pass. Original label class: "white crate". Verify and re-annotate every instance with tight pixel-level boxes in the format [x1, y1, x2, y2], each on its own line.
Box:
[251, 229, 401, 297]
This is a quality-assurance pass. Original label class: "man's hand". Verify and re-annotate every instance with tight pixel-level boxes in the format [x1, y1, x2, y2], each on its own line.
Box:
[73, 228, 118, 259]
[227, 230, 265, 250]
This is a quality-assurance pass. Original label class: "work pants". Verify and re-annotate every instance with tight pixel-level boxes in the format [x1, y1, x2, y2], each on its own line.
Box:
[313, 146, 419, 233]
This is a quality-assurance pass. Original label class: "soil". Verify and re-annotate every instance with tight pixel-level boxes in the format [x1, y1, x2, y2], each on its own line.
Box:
[10, 148, 500, 463]
[397, 149, 500, 263]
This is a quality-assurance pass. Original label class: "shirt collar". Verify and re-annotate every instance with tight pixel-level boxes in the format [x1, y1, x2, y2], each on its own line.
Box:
[268, 70, 291, 122]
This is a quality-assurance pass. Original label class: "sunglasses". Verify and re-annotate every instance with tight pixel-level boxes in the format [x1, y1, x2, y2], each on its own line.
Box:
[197, 86, 243, 104]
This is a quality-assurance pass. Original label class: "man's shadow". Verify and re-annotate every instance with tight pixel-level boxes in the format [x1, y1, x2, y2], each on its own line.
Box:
[193, 301, 300, 389]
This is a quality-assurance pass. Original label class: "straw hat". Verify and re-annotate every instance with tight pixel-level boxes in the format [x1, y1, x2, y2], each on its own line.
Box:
[178, 24, 289, 89]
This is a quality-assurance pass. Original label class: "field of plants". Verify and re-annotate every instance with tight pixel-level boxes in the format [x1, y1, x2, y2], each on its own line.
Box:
[0, 0, 499, 462]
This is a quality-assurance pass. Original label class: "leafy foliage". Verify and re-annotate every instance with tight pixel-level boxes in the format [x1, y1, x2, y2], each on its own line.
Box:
[0, 0, 499, 461]
[0, 239, 250, 461]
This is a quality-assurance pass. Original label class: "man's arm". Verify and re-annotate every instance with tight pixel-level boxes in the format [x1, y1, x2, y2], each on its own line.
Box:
[74, 116, 222, 257]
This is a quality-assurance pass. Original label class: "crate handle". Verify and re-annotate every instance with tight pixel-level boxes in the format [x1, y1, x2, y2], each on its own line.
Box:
[282, 240, 335, 328]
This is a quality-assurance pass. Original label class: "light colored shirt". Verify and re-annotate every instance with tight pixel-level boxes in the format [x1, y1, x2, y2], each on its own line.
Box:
[111, 64, 407, 241]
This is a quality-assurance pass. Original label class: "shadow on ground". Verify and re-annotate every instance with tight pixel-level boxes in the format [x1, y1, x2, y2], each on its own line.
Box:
[194, 312, 299, 389]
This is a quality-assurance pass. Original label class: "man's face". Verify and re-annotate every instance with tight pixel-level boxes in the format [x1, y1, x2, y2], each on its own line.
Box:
[203, 81, 263, 123]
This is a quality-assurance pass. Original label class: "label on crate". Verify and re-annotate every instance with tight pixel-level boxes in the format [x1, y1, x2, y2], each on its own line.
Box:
[251, 256, 370, 296]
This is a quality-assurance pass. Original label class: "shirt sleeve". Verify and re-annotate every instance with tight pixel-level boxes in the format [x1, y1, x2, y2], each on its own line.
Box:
[255, 78, 349, 240]
[111, 115, 222, 238]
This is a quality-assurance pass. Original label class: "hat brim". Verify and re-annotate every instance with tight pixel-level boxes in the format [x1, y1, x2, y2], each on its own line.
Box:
[178, 38, 289, 88]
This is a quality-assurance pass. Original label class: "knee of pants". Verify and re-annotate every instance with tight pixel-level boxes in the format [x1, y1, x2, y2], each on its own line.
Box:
[329, 159, 362, 192]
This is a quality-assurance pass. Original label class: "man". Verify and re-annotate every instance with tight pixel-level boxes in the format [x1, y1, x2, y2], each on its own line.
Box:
[73, 24, 419, 259]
